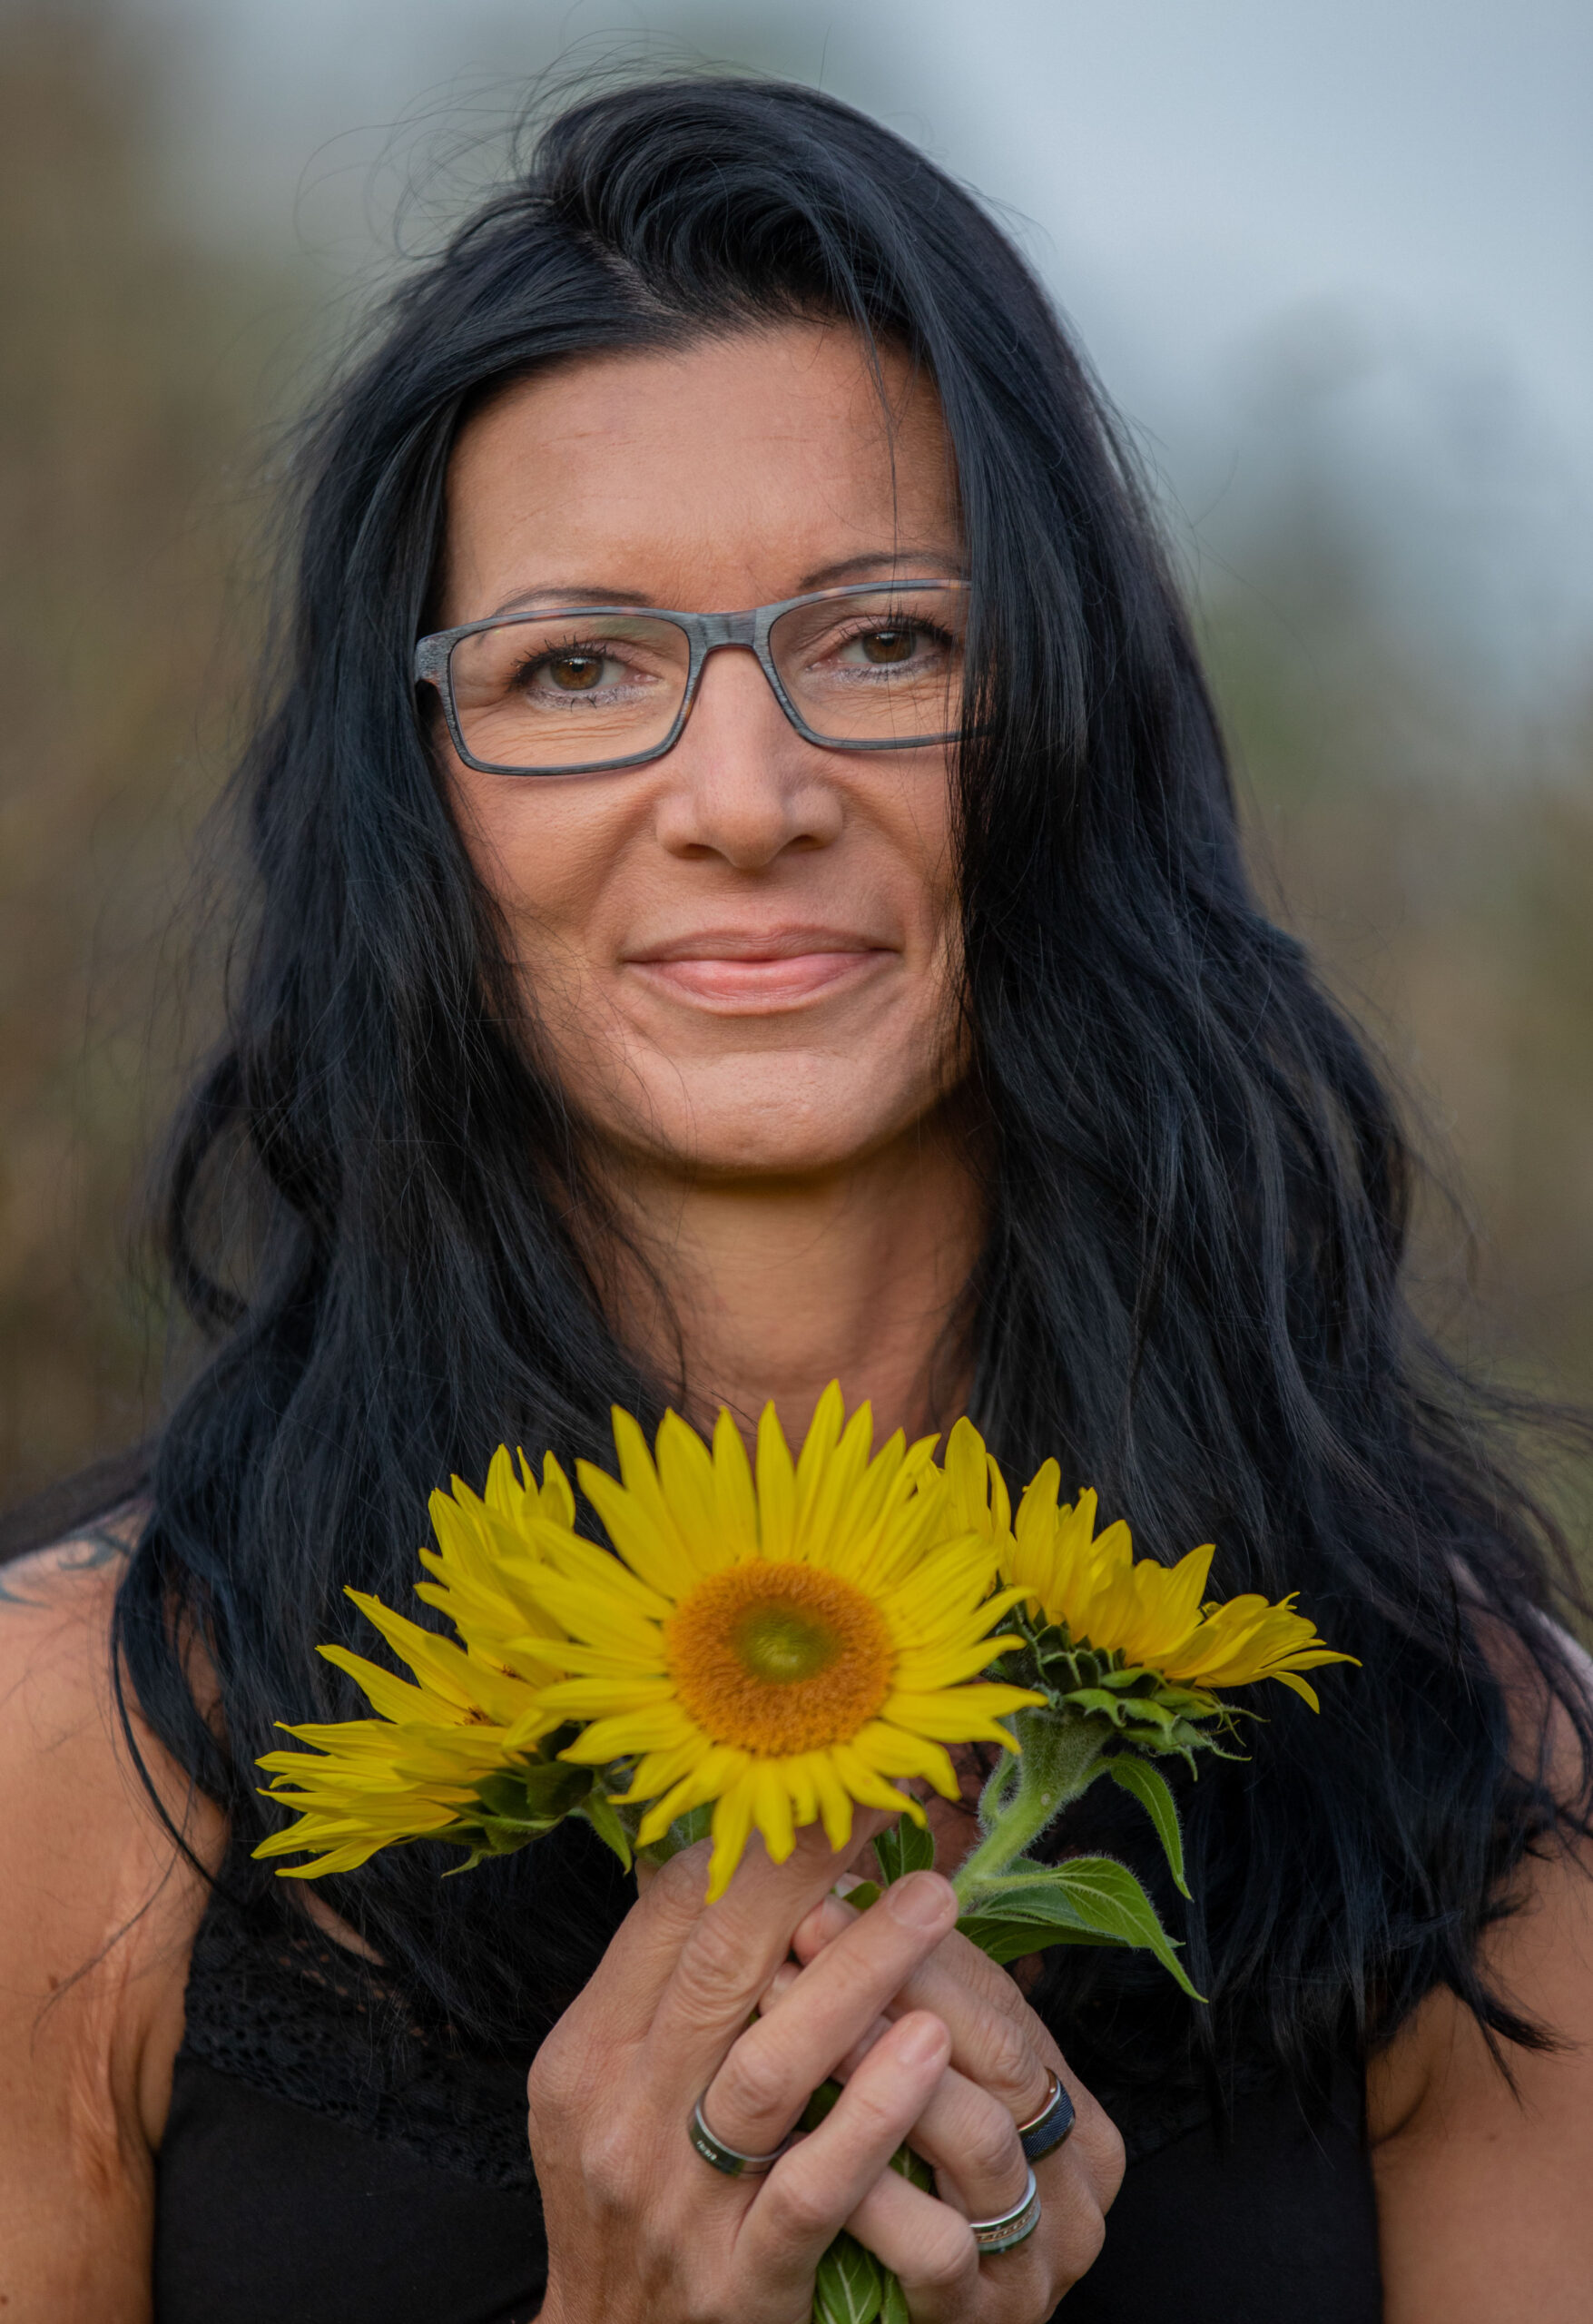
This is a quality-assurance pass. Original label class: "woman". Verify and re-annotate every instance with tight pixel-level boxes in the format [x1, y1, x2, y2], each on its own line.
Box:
[2, 74, 1589, 2324]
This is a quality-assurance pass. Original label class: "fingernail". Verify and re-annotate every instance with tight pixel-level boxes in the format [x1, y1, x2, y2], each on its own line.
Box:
[886, 1871, 956, 1931]
[895, 2011, 949, 2067]
[761, 1961, 799, 2012]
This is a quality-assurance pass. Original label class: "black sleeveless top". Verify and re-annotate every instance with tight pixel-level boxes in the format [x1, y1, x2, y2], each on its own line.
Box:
[153, 1856, 1382, 2322]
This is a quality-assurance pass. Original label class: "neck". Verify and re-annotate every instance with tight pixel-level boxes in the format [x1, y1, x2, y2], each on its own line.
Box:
[587, 1108, 985, 1447]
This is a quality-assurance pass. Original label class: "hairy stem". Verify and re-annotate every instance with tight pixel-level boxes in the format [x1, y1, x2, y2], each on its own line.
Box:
[953, 1707, 1108, 1907]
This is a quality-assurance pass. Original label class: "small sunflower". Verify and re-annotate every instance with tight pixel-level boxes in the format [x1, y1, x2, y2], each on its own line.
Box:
[256, 1447, 577, 1876]
[938, 1419, 1353, 1708]
[523, 1385, 1042, 1898]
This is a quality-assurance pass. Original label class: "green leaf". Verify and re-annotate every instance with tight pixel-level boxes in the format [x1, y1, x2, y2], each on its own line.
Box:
[959, 1859, 1205, 2000]
[880, 2270, 911, 2324]
[574, 1787, 633, 1870]
[890, 2143, 936, 2194]
[956, 1912, 1116, 1965]
[874, 1815, 936, 1886]
[813, 2232, 885, 2324]
[1106, 1756, 1191, 1897]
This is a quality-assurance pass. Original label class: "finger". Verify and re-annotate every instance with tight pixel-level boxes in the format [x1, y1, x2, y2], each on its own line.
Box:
[644, 1809, 896, 2085]
[701, 1873, 959, 2160]
[842, 2167, 982, 2324]
[773, 1986, 1029, 2226]
[735, 2012, 952, 2286]
[796, 1896, 1056, 2124]
[549, 1837, 719, 2048]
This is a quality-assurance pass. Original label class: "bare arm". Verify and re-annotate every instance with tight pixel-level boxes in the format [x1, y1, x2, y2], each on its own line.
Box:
[1369, 1626, 1593, 2322]
[0, 1531, 219, 2321]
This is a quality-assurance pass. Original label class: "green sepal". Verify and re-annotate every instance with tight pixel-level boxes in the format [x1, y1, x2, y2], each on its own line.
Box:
[841, 1880, 881, 1913]
[574, 1787, 634, 1871]
[442, 1752, 597, 1871]
[813, 2232, 884, 2324]
[1105, 1755, 1191, 1898]
[997, 1623, 1251, 1765]
[474, 1757, 594, 1827]
[639, 1800, 714, 1865]
[874, 1815, 936, 1885]
[957, 1856, 1205, 2000]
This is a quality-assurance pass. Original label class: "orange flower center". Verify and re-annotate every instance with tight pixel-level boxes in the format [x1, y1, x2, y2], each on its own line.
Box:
[664, 1561, 895, 1756]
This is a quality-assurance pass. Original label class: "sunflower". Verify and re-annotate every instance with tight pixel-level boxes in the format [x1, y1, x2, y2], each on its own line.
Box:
[256, 1447, 577, 1876]
[939, 1419, 1353, 1708]
[520, 1385, 1043, 1899]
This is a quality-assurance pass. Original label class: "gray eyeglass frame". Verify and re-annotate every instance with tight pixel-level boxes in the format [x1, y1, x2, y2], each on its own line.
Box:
[413, 578, 969, 777]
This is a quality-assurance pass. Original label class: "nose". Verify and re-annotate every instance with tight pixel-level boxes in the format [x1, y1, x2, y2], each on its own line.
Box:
[650, 645, 844, 869]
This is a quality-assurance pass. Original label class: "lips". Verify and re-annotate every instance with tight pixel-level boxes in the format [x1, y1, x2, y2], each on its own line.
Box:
[624, 927, 894, 1010]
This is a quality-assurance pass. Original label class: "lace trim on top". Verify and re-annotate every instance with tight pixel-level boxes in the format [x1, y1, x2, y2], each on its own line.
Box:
[179, 1859, 1294, 2191]
[178, 1872, 538, 2196]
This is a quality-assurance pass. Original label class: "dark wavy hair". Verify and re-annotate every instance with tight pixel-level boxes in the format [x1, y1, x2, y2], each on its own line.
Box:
[105, 73, 1589, 2102]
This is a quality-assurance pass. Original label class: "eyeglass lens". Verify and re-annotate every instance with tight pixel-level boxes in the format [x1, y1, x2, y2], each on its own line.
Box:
[446, 586, 966, 772]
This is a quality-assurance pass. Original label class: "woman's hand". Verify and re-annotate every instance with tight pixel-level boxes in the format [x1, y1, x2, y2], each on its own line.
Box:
[527, 1817, 1122, 2324]
[778, 1887, 1126, 2317]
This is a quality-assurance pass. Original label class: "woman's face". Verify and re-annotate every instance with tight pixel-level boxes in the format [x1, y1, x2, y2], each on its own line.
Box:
[437, 324, 966, 1181]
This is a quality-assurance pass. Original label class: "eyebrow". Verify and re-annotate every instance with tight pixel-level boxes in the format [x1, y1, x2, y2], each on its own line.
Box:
[483, 548, 967, 622]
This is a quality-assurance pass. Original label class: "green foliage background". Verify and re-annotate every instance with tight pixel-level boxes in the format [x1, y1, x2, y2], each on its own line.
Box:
[2, 5, 1588, 1530]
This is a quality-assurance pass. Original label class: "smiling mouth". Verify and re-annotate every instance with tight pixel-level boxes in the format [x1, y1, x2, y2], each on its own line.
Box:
[624, 933, 894, 1012]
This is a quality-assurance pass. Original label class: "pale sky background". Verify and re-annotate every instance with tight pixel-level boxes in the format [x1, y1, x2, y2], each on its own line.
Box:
[128, 0, 1593, 705]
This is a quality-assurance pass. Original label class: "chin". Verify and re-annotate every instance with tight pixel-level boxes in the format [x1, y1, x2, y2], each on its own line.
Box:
[609, 1059, 942, 1179]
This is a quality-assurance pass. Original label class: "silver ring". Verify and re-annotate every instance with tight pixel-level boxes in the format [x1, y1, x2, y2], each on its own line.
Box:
[687, 2093, 794, 2178]
[969, 2165, 1041, 2254]
[1017, 2069, 1076, 2162]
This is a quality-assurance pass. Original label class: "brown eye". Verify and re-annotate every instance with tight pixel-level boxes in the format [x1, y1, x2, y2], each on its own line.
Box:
[548, 654, 604, 691]
[860, 626, 916, 665]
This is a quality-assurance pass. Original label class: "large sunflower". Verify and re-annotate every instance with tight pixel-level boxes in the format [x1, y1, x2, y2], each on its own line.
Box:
[256, 1447, 577, 1876]
[523, 1385, 1042, 1898]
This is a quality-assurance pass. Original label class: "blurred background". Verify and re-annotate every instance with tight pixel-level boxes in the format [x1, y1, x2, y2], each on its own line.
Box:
[2, 0, 1589, 1514]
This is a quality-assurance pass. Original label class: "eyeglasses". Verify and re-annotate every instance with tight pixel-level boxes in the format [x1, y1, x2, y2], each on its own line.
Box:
[413, 579, 969, 777]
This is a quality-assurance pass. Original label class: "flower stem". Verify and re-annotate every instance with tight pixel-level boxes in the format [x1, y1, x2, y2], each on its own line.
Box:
[953, 1708, 1109, 1907]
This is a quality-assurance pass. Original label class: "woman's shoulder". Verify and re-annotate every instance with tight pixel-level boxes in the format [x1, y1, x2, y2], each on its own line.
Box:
[0, 1517, 223, 2318]
[1367, 1600, 1593, 2318]
[0, 1506, 224, 1995]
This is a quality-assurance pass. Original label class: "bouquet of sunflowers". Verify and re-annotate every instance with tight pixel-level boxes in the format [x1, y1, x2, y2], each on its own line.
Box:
[257, 1386, 1352, 2324]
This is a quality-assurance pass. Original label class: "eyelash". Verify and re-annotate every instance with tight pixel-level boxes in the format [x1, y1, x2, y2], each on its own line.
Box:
[505, 612, 960, 690]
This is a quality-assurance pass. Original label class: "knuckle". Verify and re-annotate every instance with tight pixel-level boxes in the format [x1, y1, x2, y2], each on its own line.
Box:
[526, 2035, 583, 2127]
[582, 2119, 645, 2211]
[1071, 2092, 1127, 2206]
[674, 1910, 759, 2016]
[762, 2168, 833, 2246]
[980, 2011, 1037, 2093]
[915, 2215, 976, 2290]
[715, 2036, 794, 2127]
[962, 2097, 1023, 2184]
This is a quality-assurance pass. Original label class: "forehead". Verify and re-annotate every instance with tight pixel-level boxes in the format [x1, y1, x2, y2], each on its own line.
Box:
[439, 323, 959, 618]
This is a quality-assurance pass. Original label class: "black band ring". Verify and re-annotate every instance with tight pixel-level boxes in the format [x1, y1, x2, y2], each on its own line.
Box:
[1017, 2070, 1076, 2162]
[687, 2094, 794, 2178]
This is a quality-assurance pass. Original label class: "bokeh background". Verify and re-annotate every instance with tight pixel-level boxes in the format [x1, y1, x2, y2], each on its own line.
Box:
[3, 0, 1589, 1513]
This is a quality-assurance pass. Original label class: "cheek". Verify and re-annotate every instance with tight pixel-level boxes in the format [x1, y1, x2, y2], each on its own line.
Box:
[450, 773, 626, 975]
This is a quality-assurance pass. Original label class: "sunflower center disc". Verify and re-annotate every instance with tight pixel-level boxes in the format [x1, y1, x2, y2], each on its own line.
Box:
[665, 1561, 895, 1756]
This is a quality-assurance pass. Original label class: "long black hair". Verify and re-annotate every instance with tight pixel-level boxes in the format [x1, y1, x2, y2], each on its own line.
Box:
[112, 73, 1590, 2096]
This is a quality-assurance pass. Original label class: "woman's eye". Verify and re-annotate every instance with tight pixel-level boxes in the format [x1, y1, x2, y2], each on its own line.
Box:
[855, 625, 918, 665]
[543, 653, 608, 692]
